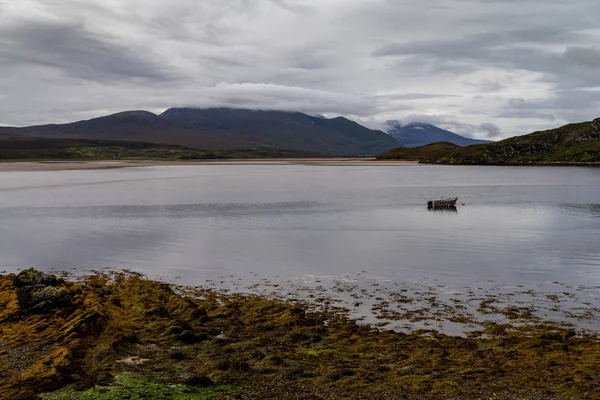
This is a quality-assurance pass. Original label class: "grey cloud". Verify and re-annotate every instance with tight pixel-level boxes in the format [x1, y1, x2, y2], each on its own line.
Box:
[542, 47, 600, 89]
[507, 90, 600, 111]
[288, 51, 331, 71]
[373, 27, 600, 89]
[479, 122, 501, 137]
[467, 79, 506, 93]
[203, 56, 250, 68]
[501, 90, 600, 122]
[0, 20, 176, 82]
[561, 46, 600, 68]
[399, 114, 455, 127]
[1, 0, 599, 137]
[496, 110, 557, 121]
[386, 55, 478, 77]
[269, 0, 313, 13]
[486, 46, 600, 89]
[290, 59, 329, 71]
[175, 83, 376, 117]
[373, 27, 589, 58]
[371, 93, 460, 101]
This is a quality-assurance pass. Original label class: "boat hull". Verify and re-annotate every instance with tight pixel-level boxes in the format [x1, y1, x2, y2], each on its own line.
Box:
[427, 198, 458, 209]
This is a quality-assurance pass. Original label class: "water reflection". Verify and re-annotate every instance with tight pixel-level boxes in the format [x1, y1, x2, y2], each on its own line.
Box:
[560, 203, 600, 218]
[0, 201, 324, 220]
[0, 165, 598, 288]
[427, 207, 458, 214]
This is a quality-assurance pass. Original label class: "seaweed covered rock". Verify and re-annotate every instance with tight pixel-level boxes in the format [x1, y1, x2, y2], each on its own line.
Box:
[17, 284, 72, 315]
[13, 268, 64, 287]
[2, 270, 600, 400]
[13, 269, 72, 314]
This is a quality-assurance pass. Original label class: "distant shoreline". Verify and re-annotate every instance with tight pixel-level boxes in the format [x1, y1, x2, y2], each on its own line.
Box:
[0, 158, 421, 172]
[1, 159, 598, 172]
[419, 161, 600, 167]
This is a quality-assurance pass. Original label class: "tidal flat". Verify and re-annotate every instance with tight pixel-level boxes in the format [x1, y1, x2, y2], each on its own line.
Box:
[0, 158, 418, 172]
[1, 269, 599, 400]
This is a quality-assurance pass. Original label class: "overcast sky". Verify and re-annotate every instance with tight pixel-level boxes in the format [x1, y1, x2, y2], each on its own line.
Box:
[1, 0, 599, 139]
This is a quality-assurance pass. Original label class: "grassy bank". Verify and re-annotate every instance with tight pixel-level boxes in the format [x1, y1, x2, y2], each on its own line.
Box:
[1, 270, 599, 399]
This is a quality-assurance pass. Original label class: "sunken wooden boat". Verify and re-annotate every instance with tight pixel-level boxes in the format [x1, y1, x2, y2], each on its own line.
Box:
[427, 197, 458, 209]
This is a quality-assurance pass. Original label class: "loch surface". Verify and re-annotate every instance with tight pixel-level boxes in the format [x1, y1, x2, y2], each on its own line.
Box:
[0, 164, 599, 287]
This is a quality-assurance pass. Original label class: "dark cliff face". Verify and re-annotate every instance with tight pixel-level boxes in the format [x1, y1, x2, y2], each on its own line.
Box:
[0, 108, 399, 156]
[385, 122, 491, 147]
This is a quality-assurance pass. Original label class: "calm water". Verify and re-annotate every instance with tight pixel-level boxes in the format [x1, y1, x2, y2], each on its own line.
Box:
[0, 164, 599, 287]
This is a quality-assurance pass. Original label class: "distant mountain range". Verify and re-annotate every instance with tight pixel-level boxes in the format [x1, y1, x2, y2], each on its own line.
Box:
[385, 122, 491, 147]
[12, 107, 594, 164]
[380, 118, 600, 164]
[0, 108, 399, 157]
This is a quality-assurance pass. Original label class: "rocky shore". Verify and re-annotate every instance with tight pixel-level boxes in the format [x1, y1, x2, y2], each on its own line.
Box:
[1, 269, 599, 399]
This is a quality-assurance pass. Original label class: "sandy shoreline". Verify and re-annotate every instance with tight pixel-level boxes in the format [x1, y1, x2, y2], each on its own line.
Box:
[0, 158, 420, 171]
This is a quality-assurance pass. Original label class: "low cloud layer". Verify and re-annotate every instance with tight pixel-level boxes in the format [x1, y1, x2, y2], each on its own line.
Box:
[1, 0, 599, 139]
[175, 83, 376, 117]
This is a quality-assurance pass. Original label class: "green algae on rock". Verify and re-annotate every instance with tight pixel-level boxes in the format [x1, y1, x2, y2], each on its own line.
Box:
[39, 376, 233, 400]
[1, 270, 600, 400]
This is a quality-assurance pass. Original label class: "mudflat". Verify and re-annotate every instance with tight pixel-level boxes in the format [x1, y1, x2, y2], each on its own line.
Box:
[0, 158, 420, 172]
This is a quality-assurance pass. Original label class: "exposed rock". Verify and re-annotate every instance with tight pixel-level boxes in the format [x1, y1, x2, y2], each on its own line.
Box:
[191, 307, 210, 323]
[13, 270, 72, 315]
[169, 351, 187, 361]
[169, 320, 192, 335]
[13, 269, 63, 288]
[177, 330, 206, 344]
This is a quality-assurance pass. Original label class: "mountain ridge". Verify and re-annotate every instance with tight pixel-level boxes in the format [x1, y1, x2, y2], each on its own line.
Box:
[160, 107, 398, 155]
[386, 121, 492, 147]
[0, 107, 399, 156]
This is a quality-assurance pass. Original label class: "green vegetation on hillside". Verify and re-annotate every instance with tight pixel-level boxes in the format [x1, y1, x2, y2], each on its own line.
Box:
[0, 137, 324, 161]
[64, 145, 319, 160]
[378, 142, 461, 160]
[379, 118, 600, 164]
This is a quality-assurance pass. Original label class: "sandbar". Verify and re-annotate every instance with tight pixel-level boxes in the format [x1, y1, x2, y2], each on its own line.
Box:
[0, 158, 420, 172]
